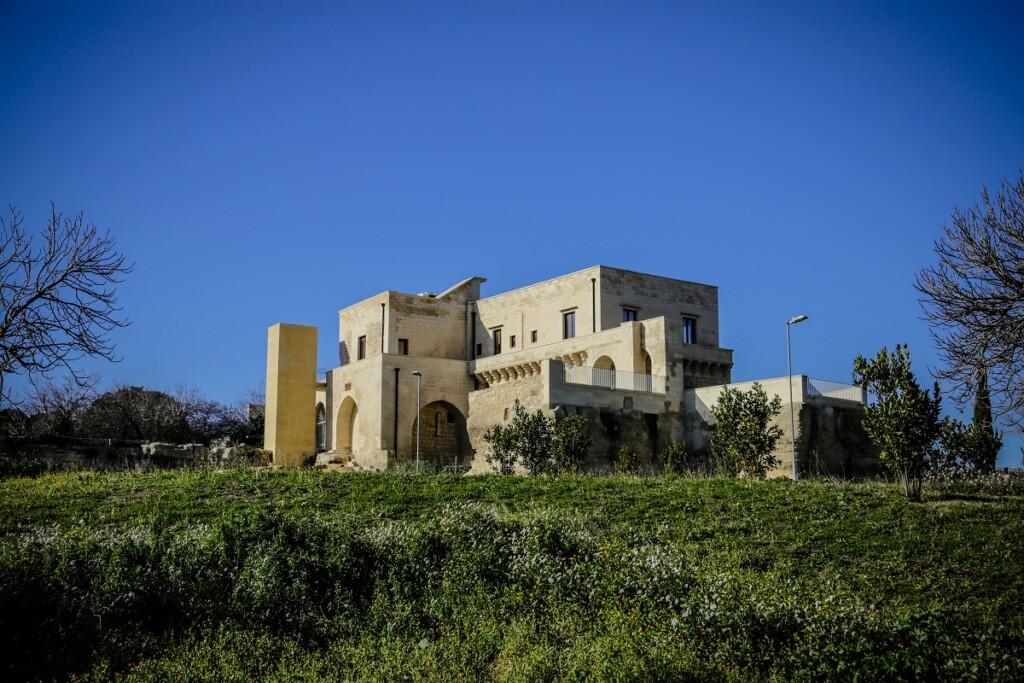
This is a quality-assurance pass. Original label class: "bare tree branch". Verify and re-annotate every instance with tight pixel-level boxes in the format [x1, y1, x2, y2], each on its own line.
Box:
[0, 204, 133, 404]
[915, 171, 1024, 430]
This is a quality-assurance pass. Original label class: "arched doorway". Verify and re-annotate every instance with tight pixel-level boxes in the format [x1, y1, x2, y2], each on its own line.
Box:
[411, 401, 470, 467]
[315, 403, 326, 453]
[335, 397, 358, 454]
[593, 355, 616, 388]
[642, 351, 652, 376]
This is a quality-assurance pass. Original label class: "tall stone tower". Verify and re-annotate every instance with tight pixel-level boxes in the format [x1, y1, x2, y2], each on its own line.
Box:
[264, 323, 318, 466]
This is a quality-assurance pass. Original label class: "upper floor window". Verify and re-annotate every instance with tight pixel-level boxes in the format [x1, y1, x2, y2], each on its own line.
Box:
[397, 338, 409, 355]
[476, 342, 483, 357]
[493, 328, 502, 354]
[509, 334, 516, 349]
[531, 330, 538, 343]
[622, 308, 638, 322]
[563, 311, 576, 339]
[682, 317, 696, 345]
[357, 335, 367, 360]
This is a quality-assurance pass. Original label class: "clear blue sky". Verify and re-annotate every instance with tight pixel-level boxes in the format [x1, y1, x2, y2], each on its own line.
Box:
[2, 1, 1022, 466]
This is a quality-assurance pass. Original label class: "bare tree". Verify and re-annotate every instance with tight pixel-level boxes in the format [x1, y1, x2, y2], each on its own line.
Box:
[26, 375, 98, 437]
[0, 205, 133, 404]
[915, 171, 1024, 429]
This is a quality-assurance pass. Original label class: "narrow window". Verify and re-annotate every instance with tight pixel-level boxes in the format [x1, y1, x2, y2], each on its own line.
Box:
[315, 403, 326, 452]
[493, 328, 502, 354]
[476, 342, 483, 357]
[682, 317, 696, 344]
[510, 334, 516, 349]
[357, 335, 367, 360]
[622, 308, 637, 322]
[447, 410, 455, 424]
[397, 338, 409, 355]
[563, 311, 576, 339]
[434, 412, 440, 436]
[531, 330, 538, 343]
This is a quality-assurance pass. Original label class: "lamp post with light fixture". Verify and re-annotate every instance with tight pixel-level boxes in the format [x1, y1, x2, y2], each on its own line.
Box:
[787, 315, 808, 481]
[412, 370, 422, 472]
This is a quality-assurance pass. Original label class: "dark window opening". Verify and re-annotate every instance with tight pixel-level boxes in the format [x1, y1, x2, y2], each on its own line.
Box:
[447, 410, 455, 424]
[682, 317, 696, 345]
[397, 338, 409, 355]
[315, 404, 326, 452]
[622, 308, 637, 322]
[493, 328, 502, 354]
[510, 334, 516, 349]
[476, 342, 483, 357]
[531, 330, 538, 343]
[563, 311, 576, 339]
[357, 336, 367, 360]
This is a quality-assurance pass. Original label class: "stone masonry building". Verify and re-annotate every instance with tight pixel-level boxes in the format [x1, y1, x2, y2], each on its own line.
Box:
[264, 266, 876, 477]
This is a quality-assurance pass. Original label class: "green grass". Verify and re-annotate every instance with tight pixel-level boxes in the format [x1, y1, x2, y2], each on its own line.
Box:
[1, 467, 1022, 681]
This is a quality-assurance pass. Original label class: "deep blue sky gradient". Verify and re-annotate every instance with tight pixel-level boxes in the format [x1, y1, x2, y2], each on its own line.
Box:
[2, 1, 1022, 465]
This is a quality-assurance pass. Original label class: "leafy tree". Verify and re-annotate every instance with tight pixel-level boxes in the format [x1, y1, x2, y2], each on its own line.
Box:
[935, 416, 1002, 474]
[551, 414, 590, 474]
[0, 205, 132, 404]
[514, 403, 554, 476]
[915, 171, 1024, 428]
[708, 382, 783, 478]
[658, 439, 712, 476]
[853, 345, 942, 501]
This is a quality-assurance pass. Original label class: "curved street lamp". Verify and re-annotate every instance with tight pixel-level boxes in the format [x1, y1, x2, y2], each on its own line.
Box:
[787, 315, 808, 481]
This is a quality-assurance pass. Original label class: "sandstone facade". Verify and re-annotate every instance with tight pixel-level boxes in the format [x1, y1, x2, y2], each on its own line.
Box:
[264, 265, 871, 477]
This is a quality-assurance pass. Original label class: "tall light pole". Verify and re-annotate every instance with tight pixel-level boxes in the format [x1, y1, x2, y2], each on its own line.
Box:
[787, 315, 808, 481]
[412, 370, 422, 472]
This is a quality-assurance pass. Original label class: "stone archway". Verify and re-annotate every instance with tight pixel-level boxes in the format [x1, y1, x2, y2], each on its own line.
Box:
[411, 401, 470, 467]
[335, 396, 358, 454]
[593, 355, 616, 388]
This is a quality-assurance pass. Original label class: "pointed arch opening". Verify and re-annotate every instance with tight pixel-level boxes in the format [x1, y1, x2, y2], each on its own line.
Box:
[335, 396, 358, 454]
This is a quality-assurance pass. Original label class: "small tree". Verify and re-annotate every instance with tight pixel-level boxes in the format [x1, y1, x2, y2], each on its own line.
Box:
[552, 414, 590, 474]
[483, 420, 516, 474]
[853, 344, 942, 501]
[613, 445, 643, 475]
[707, 382, 783, 478]
[658, 439, 711, 477]
[935, 416, 1002, 474]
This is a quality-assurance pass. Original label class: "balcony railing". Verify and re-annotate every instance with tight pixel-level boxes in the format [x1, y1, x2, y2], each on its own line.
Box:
[807, 377, 865, 403]
[564, 365, 666, 394]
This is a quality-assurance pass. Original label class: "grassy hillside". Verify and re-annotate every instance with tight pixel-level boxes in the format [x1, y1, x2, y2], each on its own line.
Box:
[1, 468, 1022, 681]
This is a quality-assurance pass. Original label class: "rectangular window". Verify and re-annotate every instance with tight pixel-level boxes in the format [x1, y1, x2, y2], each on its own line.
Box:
[397, 338, 408, 355]
[510, 335, 516, 349]
[622, 308, 637, 322]
[531, 330, 538, 343]
[493, 328, 502, 354]
[475, 342, 483, 357]
[682, 317, 696, 344]
[357, 335, 367, 360]
[563, 311, 576, 339]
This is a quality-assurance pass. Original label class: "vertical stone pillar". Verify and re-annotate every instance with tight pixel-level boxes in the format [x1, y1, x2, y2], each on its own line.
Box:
[264, 323, 318, 467]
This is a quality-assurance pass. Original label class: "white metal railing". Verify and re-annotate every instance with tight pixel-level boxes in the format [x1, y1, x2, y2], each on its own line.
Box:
[807, 377, 864, 403]
[564, 365, 666, 393]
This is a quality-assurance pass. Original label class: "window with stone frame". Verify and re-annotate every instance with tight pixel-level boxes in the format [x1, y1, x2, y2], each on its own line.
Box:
[357, 335, 367, 360]
[563, 311, 576, 339]
[682, 317, 697, 344]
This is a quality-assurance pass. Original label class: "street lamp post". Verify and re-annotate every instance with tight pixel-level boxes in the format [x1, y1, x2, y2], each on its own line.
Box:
[787, 315, 808, 481]
[412, 370, 422, 472]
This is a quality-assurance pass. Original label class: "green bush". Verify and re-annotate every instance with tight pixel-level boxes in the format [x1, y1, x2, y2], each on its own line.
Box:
[613, 445, 643, 475]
